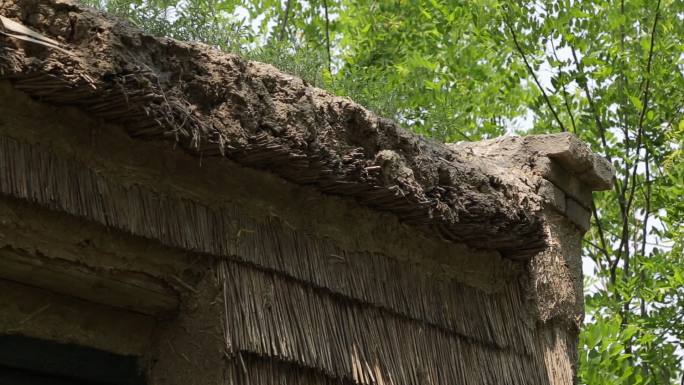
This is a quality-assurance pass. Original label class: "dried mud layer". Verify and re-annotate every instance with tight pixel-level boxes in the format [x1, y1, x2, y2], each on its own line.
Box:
[0, 0, 547, 257]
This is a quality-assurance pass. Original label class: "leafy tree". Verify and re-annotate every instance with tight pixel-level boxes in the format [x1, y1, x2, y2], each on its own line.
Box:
[504, 1, 684, 383]
[80, 0, 684, 383]
[330, 0, 534, 141]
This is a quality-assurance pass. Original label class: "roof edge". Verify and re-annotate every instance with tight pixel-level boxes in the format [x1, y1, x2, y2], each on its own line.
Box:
[0, 0, 571, 257]
[448, 133, 614, 232]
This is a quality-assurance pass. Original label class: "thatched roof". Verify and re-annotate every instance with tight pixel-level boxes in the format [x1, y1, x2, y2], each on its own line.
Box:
[0, 3, 618, 384]
[0, 0, 611, 258]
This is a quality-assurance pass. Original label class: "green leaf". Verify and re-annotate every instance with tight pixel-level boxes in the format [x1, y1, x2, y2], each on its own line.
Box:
[630, 95, 644, 111]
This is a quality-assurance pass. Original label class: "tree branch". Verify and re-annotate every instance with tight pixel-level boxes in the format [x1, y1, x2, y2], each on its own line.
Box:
[570, 39, 630, 272]
[583, 238, 610, 263]
[617, 0, 661, 263]
[569, 46, 612, 163]
[591, 201, 611, 262]
[504, 15, 566, 132]
[278, 0, 293, 41]
[626, 0, 661, 217]
[640, 150, 652, 260]
[551, 39, 577, 133]
[323, 0, 332, 75]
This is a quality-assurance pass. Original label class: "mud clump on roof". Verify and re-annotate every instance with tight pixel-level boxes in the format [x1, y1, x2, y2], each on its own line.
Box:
[0, 0, 546, 257]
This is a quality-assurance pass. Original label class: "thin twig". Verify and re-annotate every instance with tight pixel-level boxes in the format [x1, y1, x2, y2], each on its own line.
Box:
[323, 0, 332, 75]
[638, 152, 652, 374]
[590, 201, 610, 261]
[551, 39, 577, 133]
[19, 303, 52, 325]
[171, 274, 199, 294]
[583, 238, 610, 262]
[569, 46, 610, 162]
[640, 150, 652, 261]
[618, 0, 630, 155]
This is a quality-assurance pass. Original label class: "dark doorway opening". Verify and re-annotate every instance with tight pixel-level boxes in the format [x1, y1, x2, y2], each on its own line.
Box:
[0, 335, 145, 385]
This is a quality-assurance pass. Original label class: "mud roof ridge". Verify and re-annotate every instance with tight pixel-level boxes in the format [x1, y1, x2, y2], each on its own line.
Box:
[0, 0, 607, 257]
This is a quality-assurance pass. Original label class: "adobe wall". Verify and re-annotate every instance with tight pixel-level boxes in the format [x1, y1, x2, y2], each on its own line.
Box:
[0, 82, 606, 385]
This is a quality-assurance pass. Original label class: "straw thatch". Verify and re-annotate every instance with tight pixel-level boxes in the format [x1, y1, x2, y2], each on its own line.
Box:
[0, 126, 573, 385]
[0, 134, 533, 351]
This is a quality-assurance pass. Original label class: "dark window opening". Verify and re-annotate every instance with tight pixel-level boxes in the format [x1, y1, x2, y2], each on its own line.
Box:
[0, 335, 145, 385]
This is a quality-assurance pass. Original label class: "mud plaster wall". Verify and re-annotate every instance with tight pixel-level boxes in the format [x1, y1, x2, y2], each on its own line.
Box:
[0, 83, 583, 385]
[0, 279, 155, 355]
